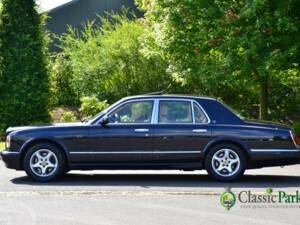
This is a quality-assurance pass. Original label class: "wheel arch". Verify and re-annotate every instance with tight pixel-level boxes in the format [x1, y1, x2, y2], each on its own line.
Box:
[202, 137, 251, 163]
[19, 137, 69, 169]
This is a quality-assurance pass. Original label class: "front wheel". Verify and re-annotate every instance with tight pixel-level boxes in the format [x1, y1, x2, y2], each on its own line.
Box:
[23, 143, 66, 182]
[205, 143, 246, 181]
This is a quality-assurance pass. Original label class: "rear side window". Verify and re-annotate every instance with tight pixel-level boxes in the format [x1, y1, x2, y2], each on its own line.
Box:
[159, 100, 192, 123]
[193, 103, 208, 124]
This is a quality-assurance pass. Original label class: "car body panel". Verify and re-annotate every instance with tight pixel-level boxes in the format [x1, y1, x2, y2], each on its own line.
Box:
[86, 123, 153, 162]
[151, 123, 211, 162]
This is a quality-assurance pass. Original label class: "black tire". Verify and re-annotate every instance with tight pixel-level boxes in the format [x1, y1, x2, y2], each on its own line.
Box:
[205, 143, 246, 181]
[23, 143, 66, 182]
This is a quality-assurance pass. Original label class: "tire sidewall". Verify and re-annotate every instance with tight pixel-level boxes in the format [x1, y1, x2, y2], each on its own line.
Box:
[23, 143, 65, 182]
[205, 143, 246, 181]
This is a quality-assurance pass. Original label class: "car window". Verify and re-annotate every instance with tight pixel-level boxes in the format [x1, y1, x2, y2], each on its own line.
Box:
[159, 100, 192, 123]
[193, 103, 208, 123]
[108, 101, 154, 123]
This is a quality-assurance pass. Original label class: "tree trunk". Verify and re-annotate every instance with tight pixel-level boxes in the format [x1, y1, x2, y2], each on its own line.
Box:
[259, 80, 268, 120]
[248, 58, 268, 120]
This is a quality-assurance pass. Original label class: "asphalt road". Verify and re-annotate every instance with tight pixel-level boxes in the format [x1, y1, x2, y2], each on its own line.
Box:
[1, 161, 300, 224]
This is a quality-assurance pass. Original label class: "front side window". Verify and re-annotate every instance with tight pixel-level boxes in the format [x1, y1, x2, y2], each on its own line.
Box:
[108, 101, 154, 123]
[159, 100, 192, 123]
[193, 103, 208, 123]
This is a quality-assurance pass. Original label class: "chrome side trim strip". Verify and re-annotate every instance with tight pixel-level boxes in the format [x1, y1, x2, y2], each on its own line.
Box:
[69, 151, 202, 154]
[1, 151, 20, 155]
[250, 149, 300, 152]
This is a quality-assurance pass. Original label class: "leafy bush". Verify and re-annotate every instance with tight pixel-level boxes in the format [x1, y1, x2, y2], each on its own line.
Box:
[60, 112, 76, 122]
[292, 122, 300, 137]
[57, 8, 176, 103]
[50, 53, 80, 107]
[79, 96, 109, 118]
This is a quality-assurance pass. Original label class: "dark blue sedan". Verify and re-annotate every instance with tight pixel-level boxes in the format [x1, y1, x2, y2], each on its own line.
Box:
[1, 94, 299, 181]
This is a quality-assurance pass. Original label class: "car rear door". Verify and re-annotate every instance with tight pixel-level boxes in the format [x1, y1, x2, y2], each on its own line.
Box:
[151, 99, 212, 163]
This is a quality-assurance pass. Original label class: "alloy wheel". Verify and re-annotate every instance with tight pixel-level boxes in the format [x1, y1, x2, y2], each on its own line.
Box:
[211, 148, 240, 177]
[29, 149, 58, 177]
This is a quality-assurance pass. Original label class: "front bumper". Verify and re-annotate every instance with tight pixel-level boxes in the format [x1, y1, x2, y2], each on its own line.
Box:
[0, 151, 22, 170]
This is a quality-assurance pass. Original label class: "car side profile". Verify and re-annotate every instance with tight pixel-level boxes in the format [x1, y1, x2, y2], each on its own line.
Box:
[1, 94, 299, 181]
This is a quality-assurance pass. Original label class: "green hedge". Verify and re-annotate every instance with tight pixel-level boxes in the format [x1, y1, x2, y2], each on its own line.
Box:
[0, 0, 51, 135]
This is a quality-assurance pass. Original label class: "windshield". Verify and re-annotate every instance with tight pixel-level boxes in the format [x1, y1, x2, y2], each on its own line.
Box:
[85, 99, 124, 124]
[83, 111, 105, 124]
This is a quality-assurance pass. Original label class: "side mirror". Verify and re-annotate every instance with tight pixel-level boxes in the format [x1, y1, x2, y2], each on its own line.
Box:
[100, 115, 109, 127]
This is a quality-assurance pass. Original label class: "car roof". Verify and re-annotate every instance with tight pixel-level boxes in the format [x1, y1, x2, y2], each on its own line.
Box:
[122, 94, 217, 101]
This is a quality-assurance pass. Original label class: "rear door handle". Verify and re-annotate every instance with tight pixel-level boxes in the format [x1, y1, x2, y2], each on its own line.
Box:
[193, 129, 207, 133]
[134, 128, 149, 132]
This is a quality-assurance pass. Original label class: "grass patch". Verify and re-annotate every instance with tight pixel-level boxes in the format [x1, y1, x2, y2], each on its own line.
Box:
[0, 142, 5, 150]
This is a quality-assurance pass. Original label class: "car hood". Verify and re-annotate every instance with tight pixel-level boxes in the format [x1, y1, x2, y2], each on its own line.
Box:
[6, 122, 82, 135]
[243, 119, 290, 130]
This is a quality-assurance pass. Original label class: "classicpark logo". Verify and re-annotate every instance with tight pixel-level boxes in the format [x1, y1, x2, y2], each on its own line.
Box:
[220, 187, 300, 210]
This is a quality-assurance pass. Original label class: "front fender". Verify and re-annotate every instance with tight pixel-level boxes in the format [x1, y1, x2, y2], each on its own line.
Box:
[19, 136, 70, 156]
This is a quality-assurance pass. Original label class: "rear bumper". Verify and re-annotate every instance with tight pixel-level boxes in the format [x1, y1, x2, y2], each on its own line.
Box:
[249, 149, 300, 168]
[0, 151, 22, 170]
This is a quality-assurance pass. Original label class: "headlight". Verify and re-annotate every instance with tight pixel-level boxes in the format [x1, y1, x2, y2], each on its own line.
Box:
[6, 135, 10, 149]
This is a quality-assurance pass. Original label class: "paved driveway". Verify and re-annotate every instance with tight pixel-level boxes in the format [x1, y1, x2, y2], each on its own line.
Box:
[1, 160, 300, 194]
[1, 161, 300, 225]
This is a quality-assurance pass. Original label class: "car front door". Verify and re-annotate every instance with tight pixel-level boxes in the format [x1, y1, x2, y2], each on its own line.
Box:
[88, 99, 154, 163]
[152, 99, 212, 163]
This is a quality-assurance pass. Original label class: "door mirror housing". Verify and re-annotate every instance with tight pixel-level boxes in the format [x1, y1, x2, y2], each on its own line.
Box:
[100, 115, 109, 127]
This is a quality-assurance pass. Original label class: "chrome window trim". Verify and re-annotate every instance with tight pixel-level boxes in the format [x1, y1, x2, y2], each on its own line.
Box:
[157, 99, 193, 124]
[192, 100, 211, 124]
[250, 149, 299, 152]
[155, 98, 210, 125]
[94, 97, 211, 125]
[69, 150, 202, 154]
[152, 99, 159, 124]
[191, 101, 196, 123]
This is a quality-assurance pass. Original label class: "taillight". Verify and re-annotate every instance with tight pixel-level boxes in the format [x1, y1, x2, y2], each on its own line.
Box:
[290, 130, 299, 148]
[6, 135, 10, 149]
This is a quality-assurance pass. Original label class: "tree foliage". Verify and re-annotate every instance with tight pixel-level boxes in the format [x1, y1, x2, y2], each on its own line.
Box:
[60, 111, 76, 122]
[79, 95, 109, 118]
[50, 53, 80, 107]
[0, 0, 51, 132]
[137, 0, 300, 120]
[56, 8, 175, 103]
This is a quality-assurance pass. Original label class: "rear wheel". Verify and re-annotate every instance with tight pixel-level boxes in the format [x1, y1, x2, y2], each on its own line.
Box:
[205, 143, 246, 181]
[23, 143, 66, 182]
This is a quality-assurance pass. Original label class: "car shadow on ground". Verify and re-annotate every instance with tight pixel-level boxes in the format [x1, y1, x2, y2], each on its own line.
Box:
[10, 173, 300, 188]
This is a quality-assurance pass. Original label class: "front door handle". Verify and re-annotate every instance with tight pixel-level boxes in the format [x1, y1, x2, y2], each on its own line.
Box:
[134, 128, 149, 132]
[193, 129, 207, 133]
